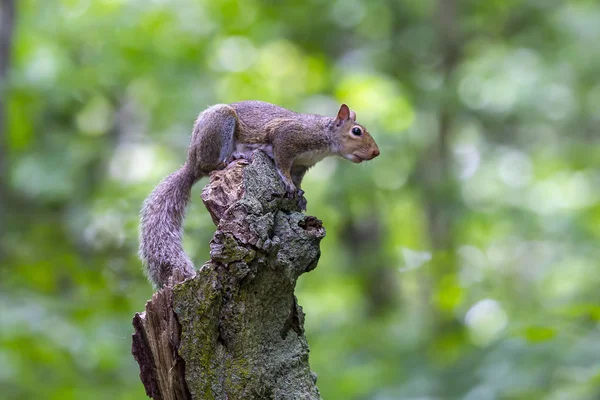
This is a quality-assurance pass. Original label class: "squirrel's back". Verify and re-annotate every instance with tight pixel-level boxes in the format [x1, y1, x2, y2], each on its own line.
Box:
[231, 100, 298, 121]
[231, 101, 328, 138]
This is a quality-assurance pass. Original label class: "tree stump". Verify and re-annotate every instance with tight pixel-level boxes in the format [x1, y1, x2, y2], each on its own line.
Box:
[132, 151, 324, 399]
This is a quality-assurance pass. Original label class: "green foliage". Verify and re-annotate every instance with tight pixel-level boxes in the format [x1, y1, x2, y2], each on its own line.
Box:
[2, 0, 600, 399]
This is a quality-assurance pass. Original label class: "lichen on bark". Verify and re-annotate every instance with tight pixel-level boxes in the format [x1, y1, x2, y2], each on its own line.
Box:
[132, 151, 324, 400]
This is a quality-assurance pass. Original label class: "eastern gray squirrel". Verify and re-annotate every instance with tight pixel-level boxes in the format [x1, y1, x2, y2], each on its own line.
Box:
[139, 100, 380, 288]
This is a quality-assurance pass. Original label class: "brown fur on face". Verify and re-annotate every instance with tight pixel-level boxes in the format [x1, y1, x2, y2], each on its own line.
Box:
[331, 105, 380, 163]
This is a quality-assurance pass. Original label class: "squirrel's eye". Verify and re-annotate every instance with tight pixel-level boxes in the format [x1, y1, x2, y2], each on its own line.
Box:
[351, 127, 362, 136]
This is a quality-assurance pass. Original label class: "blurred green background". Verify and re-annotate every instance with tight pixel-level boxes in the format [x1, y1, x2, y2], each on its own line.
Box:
[2, 0, 600, 399]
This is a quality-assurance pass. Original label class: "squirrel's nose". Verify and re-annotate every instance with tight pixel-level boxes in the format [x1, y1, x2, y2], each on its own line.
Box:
[371, 148, 380, 158]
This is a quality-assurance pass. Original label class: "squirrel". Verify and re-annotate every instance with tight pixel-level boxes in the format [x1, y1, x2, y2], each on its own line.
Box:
[139, 100, 380, 288]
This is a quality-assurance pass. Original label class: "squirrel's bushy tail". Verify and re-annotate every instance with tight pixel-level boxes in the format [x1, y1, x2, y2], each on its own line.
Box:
[139, 164, 199, 288]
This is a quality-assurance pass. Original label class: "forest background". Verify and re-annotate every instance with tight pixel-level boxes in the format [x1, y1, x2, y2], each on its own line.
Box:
[2, 0, 600, 399]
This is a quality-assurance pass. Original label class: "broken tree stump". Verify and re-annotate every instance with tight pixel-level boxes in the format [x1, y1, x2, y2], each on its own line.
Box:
[132, 151, 325, 399]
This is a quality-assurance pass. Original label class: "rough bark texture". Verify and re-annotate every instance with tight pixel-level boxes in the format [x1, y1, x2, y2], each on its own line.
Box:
[132, 279, 190, 400]
[132, 151, 324, 400]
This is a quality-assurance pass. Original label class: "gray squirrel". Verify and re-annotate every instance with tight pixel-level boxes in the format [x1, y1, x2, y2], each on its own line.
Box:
[139, 100, 380, 288]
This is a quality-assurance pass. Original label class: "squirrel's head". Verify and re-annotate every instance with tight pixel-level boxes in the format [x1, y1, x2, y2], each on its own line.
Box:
[332, 104, 380, 163]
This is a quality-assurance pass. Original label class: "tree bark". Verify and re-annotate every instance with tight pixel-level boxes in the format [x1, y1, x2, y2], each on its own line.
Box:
[132, 151, 324, 400]
[0, 0, 15, 241]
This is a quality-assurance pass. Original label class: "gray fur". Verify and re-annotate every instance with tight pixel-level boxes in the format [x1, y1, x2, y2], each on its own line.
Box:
[139, 104, 238, 288]
[139, 164, 198, 288]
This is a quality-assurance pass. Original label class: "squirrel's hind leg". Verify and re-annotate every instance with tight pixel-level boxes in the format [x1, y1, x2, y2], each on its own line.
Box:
[189, 104, 238, 173]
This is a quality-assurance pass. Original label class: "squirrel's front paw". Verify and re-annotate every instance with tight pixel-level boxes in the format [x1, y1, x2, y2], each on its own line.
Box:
[283, 187, 306, 210]
[283, 183, 297, 197]
[280, 176, 296, 194]
[297, 190, 307, 211]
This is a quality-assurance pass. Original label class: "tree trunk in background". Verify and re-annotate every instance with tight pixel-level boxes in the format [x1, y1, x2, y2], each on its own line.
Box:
[132, 152, 324, 400]
[0, 0, 15, 241]
[339, 213, 397, 316]
[413, 0, 463, 334]
[420, 0, 460, 251]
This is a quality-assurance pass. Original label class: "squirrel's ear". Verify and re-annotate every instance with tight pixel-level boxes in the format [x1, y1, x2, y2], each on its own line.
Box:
[336, 104, 351, 123]
[349, 110, 356, 121]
